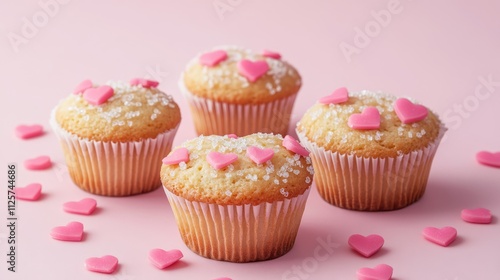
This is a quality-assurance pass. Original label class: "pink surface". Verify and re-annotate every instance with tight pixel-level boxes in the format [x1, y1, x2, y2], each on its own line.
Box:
[1, 1, 500, 279]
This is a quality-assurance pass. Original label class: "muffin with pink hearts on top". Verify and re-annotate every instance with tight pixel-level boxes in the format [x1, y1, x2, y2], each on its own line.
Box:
[296, 88, 446, 211]
[180, 46, 302, 136]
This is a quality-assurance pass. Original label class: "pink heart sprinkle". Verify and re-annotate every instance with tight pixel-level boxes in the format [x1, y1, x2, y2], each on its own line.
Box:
[357, 264, 393, 280]
[15, 183, 42, 201]
[348, 107, 381, 130]
[206, 152, 238, 170]
[162, 148, 189, 165]
[318, 87, 349, 105]
[393, 98, 428, 124]
[24, 155, 52, 170]
[130, 78, 159, 88]
[148, 248, 183, 269]
[476, 151, 500, 168]
[213, 278, 232, 280]
[262, 49, 281, 59]
[461, 208, 492, 224]
[50, 221, 84, 242]
[246, 146, 275, 164]
[226, 134, 238, 139]
[199, 50, 228, 67]
[237, 59, 269, 82]
[83, 86, 114, 106]
[15, 124, 44, 139]
[85, 255, 118, 274]
[63, 198, 97, 215]
[422, 226, 457, 247]
[348, 234, 384, 258]
[73, 79, 93, 95]
[282, 135, 309, 157]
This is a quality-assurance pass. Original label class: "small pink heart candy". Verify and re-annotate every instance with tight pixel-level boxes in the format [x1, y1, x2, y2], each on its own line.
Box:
[461, 208, 492, 224]
[476, 151, 500, 168]
[262, 49, 281, 59]
[348, 234, 384, 258]
[83, 86, 114, 106]
[163, 148, 190, 165]
[15, 124, 44, 139]
[422, 226, 457, 247]
[85, 255, 118, 274]
[348, 107, 381, 130]
[73, 79, 93, 95]
[50, 221, 84, 242]
[319, 87, 349, 105]
[213, 278, 232, 280]
[393, 98, 428, 124]
[246, 146, 274, 164]
[282, 135, 309, 157]
[226, 134, 238, 139]
[15, 183, 42, 201]
[206, 152, 238, 170]
[24, 155, 52, 170]
[130, 78, 159, 88]
[148, 248, 183, 269]
[199, 50, 228, 67]
[357, 264, 393, 280]
[63, 198, 97, 215]
[237, 59, 269, 82]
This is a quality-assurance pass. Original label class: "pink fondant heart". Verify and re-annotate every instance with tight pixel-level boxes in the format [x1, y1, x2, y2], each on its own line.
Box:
[262, 49, 281, 59]
[15, 124, 44, 139]
[348, 107, 381, 130]
[163, 148, 190, 165]
[348, 234, 384, 258]
[393, 98, 428, 124]
[83, 86, 114, 106]
[148, 248, 183, 269]
[15, 183, 42, 201]
[461, 208, 492, 224]
[246, 146, 274, 164]
[226, 134, 238, 139]
[63, 198, 97, 215]
[422, 226, 457, 246]
[237, 59, 269, 82]
[357, 264, 393, 280]
[199, 50, 228, 67]
[85, 255, 118, 274]
[318, 87, 349, 105]
[50, 221, 84, 242]
[24, 155, 52, 170]
[73, 79, 93, 95]
[476, 151, 500, 168]
[206, 152, 238, 170]
[130, 78, 159, 88]
[282, 135, 309, 157]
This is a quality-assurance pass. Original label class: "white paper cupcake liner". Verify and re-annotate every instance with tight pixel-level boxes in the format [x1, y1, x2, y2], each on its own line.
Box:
[296, 127, 446, 211]
[164, 187, 311, 262]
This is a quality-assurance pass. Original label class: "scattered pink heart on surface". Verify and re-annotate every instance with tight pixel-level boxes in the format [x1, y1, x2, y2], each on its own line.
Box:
[83, 86, 114, 106]
[226, 134, 238, 139]
[476, 151, 500, 168]
[24, 155, 52, 170]
[348, 107, 381, 130]
[163, 148, 190, 165]
[63, 198, 97, 215]
[206, 152, 238, 170]
[199, 50, 228, 67]
[148, 248, 183, 269]
[15, 124, 44, 139]
[318, 87, 349, 105]
[85, 255, 118, 274]
[50, 221, 84, 242]
[357, 264, 393, 280]
[73, 79, 93, 95]
[461, 208, 492, 224]
[282, 135, 309, 157]
[130, 78, 159, 88]
[262, 49, 281, 59]
[15, 183, 42, 201]
[246, 146, 275, 164]
[422, 226, 457, 247]
[237, 59, 269, 82]
[348, 234, 384, 258]
[212, 278, 232, 280]
[393, 98, 428, 124]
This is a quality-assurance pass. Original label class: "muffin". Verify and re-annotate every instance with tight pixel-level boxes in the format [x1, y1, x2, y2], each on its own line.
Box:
[50, 79, 181, 196]
[180, 46, 302, 136]
[296, 88, 446, 211]
[160, 133, 313, 262]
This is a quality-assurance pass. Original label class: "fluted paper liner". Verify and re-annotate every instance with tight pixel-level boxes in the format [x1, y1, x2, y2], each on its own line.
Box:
[164, 187, 311, 262]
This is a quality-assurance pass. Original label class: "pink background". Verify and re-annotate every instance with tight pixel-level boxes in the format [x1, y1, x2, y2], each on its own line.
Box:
[1, 0, 500, 279]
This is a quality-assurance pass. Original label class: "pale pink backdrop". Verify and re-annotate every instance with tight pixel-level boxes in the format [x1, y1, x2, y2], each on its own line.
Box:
[1, 1, 500, 279]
